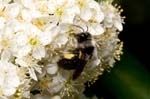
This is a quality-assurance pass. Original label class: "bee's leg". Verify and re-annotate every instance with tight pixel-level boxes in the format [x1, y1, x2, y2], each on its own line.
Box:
[72, 60, 86, 80]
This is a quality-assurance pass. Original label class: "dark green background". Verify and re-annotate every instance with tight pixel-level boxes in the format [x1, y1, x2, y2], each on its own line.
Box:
[85, 0, 150, 99]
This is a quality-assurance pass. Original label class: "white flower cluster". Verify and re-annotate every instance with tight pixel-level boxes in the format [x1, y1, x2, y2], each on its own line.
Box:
[0, 0, 123, 99]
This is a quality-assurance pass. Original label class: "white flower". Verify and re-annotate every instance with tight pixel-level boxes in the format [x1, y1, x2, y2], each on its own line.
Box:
[46, 64, 58, 75]
[76, 0, 104, 22]
[14, 0, 47, 23]
[17, 8, 43, 23]
[0, 19, 27, 58]
[88, 0, 104, 23]
[0, 31, 11, 51]
[15, 55, 42, 81]
[73, 21, 104, 36]
[12, 23, 46, 59]
[0, 23, 15, 55]
[88, 23, 105, 35]
[101, 3, 123, 31]
[0, 60, 20, 97]
[76, 0, 92, 21]
[4, 3, 21, 18]
[49, 25, 69, 48]
[54, 33, 68, 47]
[11, 31, 31, 58]
[39, 30, 55, 45]
[34, 0, 49, 15]
[0, 50, 11, 62]
[26, 25, 47, 60]
[48, 0, 79, 24]
[14, 0, 35, 9]
[47, 74, 65, 94]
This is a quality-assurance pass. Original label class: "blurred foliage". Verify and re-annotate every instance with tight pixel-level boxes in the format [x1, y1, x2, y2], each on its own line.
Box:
[85, 50, 150, 99]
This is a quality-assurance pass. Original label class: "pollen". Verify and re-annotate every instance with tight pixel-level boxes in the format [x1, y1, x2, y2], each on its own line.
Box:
[0, 7, 6, 18]
[89, 19, 97, 23]
[55, 7, 64, 17]
[77, 0, 85, 9]
[32, 18, 46, 31]
[16, 13, 24, 22]
[39, 77, 52, 90]
[38, 3, 48, 14]
[29, 37, 39, 46]
[1, 38, 10, 49]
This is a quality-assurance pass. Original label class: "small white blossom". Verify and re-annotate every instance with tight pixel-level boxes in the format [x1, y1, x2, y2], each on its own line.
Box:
[88, 23, 105, 35]
[15, 55, 42, 81]
[12, 23, 46, 59]
[48, 0, 79, 24]
[46, 64, 58, 75]
[14, 0, 35, 9]
[101, 3, 123, 31]
[4, 3, 21, 18]
[0, 60, 20, 97]
[75, 0, 104, 22]
[48, 74, 65, 94]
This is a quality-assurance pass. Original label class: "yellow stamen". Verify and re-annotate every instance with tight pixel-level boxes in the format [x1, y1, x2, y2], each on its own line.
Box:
[16, 13, 24, 22]
[55, 7, 64, 17]
[38, 3, 48, 14]
[32, 18, 46, 31]
[0, 7, 6, 17]
[77, 0, 85, 9]
[29, 37, 39, 46]
[1, 38, 10, 49]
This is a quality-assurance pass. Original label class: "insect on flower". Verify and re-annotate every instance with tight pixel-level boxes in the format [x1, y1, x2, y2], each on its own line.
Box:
[57, 25, 95, 80]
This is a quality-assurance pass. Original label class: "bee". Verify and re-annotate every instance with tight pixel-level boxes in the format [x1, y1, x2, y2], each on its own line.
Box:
[57, 25, 95, 80]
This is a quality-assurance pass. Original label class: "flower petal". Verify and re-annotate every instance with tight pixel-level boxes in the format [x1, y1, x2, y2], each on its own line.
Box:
[80, 8, 92, 21]
[2, 87, 16, 96]
[29, 68, 37, 81]
[5, 3, 20, 18]
[32, 46, 45, 60]
[1, 50, 11, 61]
[114, 21, 123, 31]
[89, 24, 105, 35]
[46, 64, 58, 75]
[0, 17, 6, 29]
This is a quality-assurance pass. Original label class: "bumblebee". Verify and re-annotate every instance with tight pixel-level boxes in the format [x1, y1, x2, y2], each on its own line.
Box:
[57, 26, 94, 80]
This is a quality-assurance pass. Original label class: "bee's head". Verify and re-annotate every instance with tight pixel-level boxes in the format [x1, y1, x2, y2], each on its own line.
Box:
[75, 32, 92, 43]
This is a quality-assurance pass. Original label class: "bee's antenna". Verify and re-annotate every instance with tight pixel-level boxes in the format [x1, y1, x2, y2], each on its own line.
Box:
[72, 24, 84, 32]
[86, 25, 88, 32]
